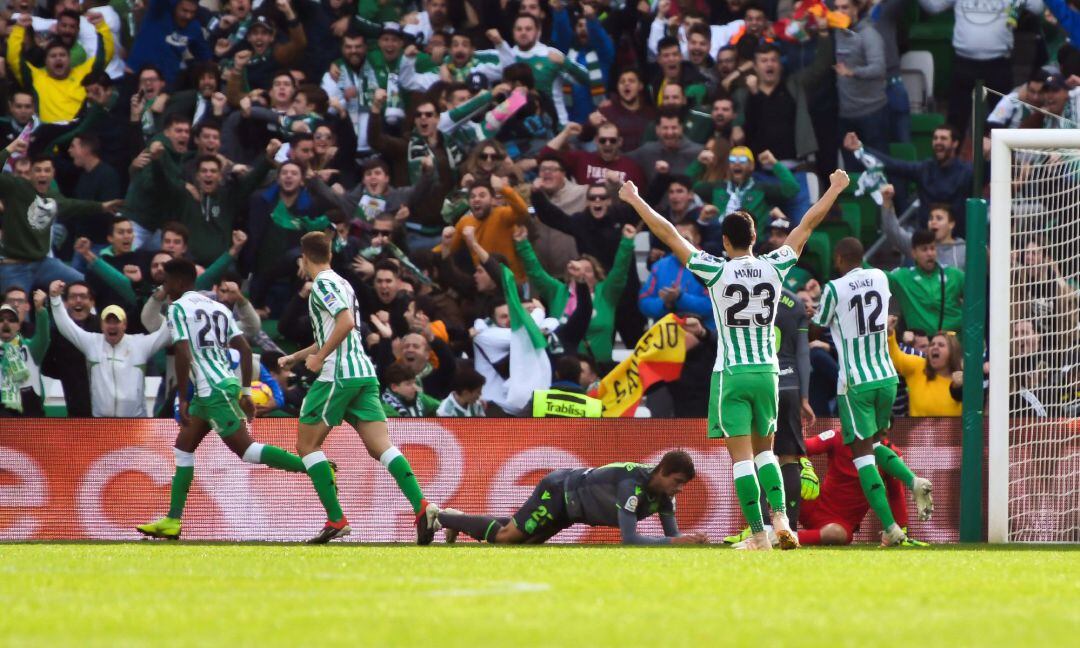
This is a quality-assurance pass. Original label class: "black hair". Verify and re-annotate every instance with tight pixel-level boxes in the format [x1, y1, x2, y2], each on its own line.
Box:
[138, 64, 165, 81]
[374, 258, 401, 277]
[754, 42, 782, 58]
[452, 363, 486, 392]
[384, 363, 418, 386]
[502, 62, 535, 89]
[911, 229, 936, 249]
[934, 123, 962, 143]
[833, 236, 864, 267]
[721, 211, 755, 249]
[655, 450, 696, 479]
[657, 36, 680, 52]
[163, 258, 198, 285]
[163, 112, 191, 129]
[72, 132, 101, 157]
[554, 355, 583, 383]
[929, 203, 955, 222]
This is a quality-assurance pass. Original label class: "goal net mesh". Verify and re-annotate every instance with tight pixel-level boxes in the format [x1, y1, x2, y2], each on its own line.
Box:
[1003, 147, 1080, 542]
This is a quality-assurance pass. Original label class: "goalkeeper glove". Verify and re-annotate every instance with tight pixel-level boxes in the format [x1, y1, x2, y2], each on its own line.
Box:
[799, 457, 820, 501]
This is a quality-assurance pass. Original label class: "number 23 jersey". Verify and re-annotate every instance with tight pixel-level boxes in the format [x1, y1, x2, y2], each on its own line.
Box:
[167, 291, 242, 397]
[686, 246, 797, 373]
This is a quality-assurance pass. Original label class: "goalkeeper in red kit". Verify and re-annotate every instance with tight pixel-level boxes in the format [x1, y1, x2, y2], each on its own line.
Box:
[798, 430, 930, 546]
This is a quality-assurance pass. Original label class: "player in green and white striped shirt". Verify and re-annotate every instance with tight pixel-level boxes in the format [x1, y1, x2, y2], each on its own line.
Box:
[278, 232, 439, 544]
[620, 169, 850, 551]
[811, 238, 934, 546]
[137, 259, 307, 540]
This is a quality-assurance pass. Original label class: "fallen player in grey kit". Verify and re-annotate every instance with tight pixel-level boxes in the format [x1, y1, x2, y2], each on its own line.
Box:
[436, 451, 709, 545]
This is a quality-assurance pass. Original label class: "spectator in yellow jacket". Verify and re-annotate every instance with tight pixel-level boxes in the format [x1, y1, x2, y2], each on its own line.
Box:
[7, 12, 113, 123]
[887, 315, 963, 417]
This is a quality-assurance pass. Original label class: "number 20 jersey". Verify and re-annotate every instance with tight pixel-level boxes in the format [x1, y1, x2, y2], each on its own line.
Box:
[811, 267, 897, 394]
[686, 246, 797, 373]
[167, 291, 241, 398]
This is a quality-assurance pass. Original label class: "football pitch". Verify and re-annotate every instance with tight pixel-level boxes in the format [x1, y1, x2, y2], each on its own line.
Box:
[1, 543, 1076, 647]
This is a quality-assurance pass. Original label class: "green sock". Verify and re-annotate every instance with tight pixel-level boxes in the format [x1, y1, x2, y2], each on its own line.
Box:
[755, 453, 786, 518]
[874, 443, 916, 489]
[733, 460, 765, 533]
[260, 444, 306, 473]
[303, 452, 344, 522]
[382, 448, 424, 513]
[167, 466, 194, 519]
[855, 457, 896, 529]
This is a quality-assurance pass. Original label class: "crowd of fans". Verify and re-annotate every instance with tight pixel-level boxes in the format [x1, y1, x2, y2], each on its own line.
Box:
[1, 0, 1078, 420]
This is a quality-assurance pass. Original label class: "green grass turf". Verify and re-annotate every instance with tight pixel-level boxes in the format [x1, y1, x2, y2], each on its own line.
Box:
[1, 543, 1078, 647]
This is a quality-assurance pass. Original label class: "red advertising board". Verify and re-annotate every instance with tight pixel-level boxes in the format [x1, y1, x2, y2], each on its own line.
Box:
[0, 418, 969, 543]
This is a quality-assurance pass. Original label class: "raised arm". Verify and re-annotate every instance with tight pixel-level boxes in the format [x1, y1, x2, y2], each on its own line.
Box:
[785, 169, 850, 257]
[618, 181, 698, 266]
[48, 281, 96, 352]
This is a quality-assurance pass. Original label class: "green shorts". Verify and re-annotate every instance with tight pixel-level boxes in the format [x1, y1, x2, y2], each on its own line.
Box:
[837, 381, 898, 443]
[299, 378, 385, 427]
[707, 370, 778, 438]
[190, 384, 245, 437]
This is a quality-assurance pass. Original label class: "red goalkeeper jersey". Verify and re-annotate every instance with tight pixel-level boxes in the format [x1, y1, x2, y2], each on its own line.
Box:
[802, 430, 909, 531]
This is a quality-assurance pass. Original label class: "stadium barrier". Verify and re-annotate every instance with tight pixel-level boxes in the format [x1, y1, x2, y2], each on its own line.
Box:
[1, 418, 974, 543]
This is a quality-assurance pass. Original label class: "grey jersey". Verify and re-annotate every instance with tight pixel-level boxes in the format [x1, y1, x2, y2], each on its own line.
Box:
[562, 463, 674, 527]
[775, 289, 808, 391]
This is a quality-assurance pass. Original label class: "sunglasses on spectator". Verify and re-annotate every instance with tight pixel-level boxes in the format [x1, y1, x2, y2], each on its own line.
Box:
[729, 155, 750, 164]
[587, 193, 610, 201]
[597, 137, 618, 144]
[479, 152, 498, 161]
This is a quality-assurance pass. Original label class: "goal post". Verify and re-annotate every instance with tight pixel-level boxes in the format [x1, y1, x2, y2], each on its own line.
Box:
[988, 128, 1080, 543]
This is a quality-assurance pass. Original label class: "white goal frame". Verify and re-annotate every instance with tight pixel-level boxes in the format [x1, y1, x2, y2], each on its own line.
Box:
[987, 128, 1080, 543]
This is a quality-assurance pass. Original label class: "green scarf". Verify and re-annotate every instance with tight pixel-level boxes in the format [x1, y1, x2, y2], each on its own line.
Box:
[724, 178, 756, 213]
[270, 200, 330, 232]
[564, 48, 605, 108]
[0, 339, 30, 412]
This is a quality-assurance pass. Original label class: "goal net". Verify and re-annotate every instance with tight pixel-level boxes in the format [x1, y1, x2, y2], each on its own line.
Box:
[989, 130, 1080, 543]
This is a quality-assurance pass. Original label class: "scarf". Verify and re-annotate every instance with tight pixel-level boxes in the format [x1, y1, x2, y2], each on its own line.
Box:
[381, 389, 426, 417]
[853, 147, 889, 205]
[406, 131, 463, 185]
[724, 178, 755, 212]
[564, 48, 605, 107]
[0, 338, 29, 412]
[270, 199, 330, 232]
[365, 50, 405, 124]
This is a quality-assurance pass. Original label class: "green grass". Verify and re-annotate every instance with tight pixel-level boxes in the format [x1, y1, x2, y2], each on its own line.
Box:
[1, 544, 1078, 647]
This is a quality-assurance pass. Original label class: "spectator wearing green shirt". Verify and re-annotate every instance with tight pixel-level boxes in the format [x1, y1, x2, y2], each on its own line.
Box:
[513, 222, 636, 367]
[692, 147, 800, 242]
[381, 363, 440, 417]
[888, 229, 965, 335]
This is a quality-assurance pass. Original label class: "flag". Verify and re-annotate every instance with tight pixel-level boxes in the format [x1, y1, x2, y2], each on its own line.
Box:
[501, 265, 551, 414]
[853, 146, 889, 205]
[590, 314, 688, 417]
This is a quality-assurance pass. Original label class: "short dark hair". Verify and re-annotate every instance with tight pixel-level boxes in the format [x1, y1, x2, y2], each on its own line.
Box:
[300, 231, 332, 263]
[554, 355, 583, 383]
[929, 203, 955, 222]
[514, 13, 541, 30]
[721, 211, 755, 249]
[138, 64, 164, 81]
[657, 36, 680, 52]
[934, 123, 962, 142]
[374, 259, 400, 277]
[502, 62, 535, 89]
[73, 133, 101, 157]
[290, 132, 314, 146]
[81, 71, 112, 88]
[686, 23, 711, 41]
[384, 363, 417, 386]
[755, 42, 782, 59]
[452, 364, 486, 392]
[163, 112, 191, 129]
[834, 236, 864, 266]
[63, 281, 95, 300]
[57, 9, 81, 23]
[912, 229, 936, 249]
[3, 285, 28, 299]
[196, 154, 222, 169]
[162, 221, 190, 244]
[655, 450, 696, 479]
[297, 84, 328, 113]
[362, 158, 391, 175]
[163, 258, 198, 285]
[657, 105, 683, 122]
[667, 174, 693, 191]
[536, 152, 567, 173]
[193, 119, 222, 139]
[217, 270, 243, 287]
[44, 39, 68, 56]
[261, 351, 286, 373]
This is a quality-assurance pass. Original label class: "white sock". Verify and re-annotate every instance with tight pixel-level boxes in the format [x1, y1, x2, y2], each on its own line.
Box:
[173, 448, 194, 467]
[242, 442, 265, 464]
[302, 451, 328, 470]
[378, 446, 403, 468]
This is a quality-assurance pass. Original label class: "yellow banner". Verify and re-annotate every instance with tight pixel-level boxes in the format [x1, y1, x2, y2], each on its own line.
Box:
[593, 314, 687, 417]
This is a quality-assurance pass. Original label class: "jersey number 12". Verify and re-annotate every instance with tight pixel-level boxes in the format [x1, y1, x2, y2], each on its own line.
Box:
[849, 291, 884, 336]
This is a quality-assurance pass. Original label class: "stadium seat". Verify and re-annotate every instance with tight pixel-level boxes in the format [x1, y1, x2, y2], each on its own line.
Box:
[804, 171, 820, 205]
[839, 202, 863, 242]
[907, 13, 954, 98]
[818, 219, 855, 249]
[900, 51, 935, 113]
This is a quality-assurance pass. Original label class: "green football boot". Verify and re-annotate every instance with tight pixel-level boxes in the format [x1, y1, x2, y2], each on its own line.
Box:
[723, 526, 753, 545]
[136, 517, 182, 540]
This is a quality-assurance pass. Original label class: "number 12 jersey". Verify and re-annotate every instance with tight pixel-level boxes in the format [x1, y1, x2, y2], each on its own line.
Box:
[687, 246, 798, 373]
[811, 267, 897, 394]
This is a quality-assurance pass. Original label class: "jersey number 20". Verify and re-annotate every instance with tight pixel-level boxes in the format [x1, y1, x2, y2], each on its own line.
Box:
[724, 283, 776, 327]
[194, 309, 230, 348]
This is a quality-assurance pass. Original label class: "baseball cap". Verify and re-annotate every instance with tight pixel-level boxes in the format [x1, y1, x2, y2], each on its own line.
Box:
[769, 217, 792, 232]
[380, 22, 407, 38]
[467, 71, 490, 93]
[250, 14, 276, 32]
[101, 305, 127, 322]
[0, 303, 18, 320]
[1044, 72, 1068, 91]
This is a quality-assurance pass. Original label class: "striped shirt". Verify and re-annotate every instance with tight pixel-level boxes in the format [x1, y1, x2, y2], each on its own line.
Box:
[309, 269, 376, 382]
[167, 292, 241, 397]
[686, 246, 798, 373]
[812, 267, 898, 393]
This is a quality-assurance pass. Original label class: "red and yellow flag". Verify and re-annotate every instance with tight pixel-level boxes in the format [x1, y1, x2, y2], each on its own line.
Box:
[591, 314, 688, 417]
